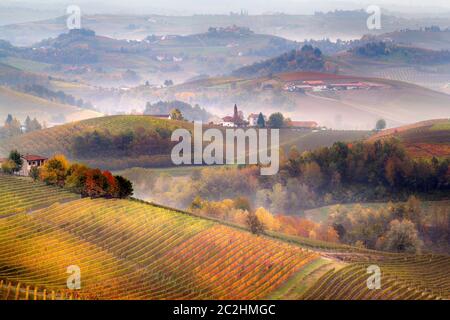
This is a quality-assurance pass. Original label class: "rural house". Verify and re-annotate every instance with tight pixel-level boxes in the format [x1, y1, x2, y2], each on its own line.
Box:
[19, 154, 47, 176]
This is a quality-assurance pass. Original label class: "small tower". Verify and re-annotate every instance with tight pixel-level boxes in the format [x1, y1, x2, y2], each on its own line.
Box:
[233, 104, 239, 121]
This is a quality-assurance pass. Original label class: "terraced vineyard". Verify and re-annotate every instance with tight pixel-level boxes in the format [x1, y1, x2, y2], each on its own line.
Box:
[0, 174, 79, 216]
[0, 177, 320, 299]
[0, 175, 449, 300]
[302, 254, 450, 300]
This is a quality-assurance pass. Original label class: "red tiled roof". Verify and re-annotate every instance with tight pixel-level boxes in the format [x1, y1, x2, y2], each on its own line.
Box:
[288, 121, 318, 128]
[22, 155, 48, 161]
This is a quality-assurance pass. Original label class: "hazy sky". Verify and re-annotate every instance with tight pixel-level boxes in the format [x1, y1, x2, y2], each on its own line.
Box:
[2, 0, 450, 15]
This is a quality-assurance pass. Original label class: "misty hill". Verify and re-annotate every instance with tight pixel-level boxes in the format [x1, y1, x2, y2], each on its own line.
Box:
[0, 115, 193, 170]
[232, 45, 335, 78]
[0, 11, 443, 47]
[333, 41, 450, 93]
[149, 71, 450, 130]
[349, 42, 450, 65]
[0, 86, 102, 125]
[144, 100, 214, 122]
[373, 27, 450, 51]
[0, 28, 301, 87]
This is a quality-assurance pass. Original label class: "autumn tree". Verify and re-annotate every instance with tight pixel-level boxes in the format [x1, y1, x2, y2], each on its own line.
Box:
[84, 168, 108, 198]
[65, 163, 89, 194]
[40, 154, 70, 186]
[255, 207, 280, 231]
[246, 211, 265, 235]
[382, 219, 423, 253]
[1, 160, 16, 174]
[170, 108, 184, 121]
[103, 171, 119, 198]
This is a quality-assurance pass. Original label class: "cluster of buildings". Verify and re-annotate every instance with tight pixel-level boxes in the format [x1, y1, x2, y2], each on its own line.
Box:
[220, 105, 319, 130]
[284, 80, 386, 93]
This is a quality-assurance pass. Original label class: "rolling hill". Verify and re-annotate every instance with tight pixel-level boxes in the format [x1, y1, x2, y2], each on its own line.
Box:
[0, 115, 190, 169]
[333, 42, 450, 93]
[0, 86, 102, 125]
[369, 119, 450, 159]
[146, 71, 450, 130]
[0, 11, 443, 47]
[0, 115, 371, 170]
[374, 28, 450, 51]
[0, 27, 300, 87]
[0, 174, 449, 300]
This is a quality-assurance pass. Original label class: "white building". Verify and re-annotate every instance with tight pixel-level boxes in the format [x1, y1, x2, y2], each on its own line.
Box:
[18, 154, 47, 176]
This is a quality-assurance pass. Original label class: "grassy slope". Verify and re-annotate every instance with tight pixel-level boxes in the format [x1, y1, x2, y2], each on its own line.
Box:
[0, 86, 102, 124]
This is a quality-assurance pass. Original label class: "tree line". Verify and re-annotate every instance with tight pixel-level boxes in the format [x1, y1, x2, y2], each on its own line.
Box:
[71, 127, 174, 158]
[0, 114, 43, 139]
[1, 150, 133, 199]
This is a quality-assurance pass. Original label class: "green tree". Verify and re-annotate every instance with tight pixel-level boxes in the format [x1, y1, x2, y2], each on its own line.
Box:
[8, 150, 23, 173]
[376, 119, 386, 131]
[268, 112, 284, 128]
[115, 175, 134, 198]
[29, 166, 40, 181]
[256, 112, 265, 128]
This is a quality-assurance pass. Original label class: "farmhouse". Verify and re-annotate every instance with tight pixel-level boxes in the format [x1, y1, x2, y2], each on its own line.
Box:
[19, 154, 47, 176]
